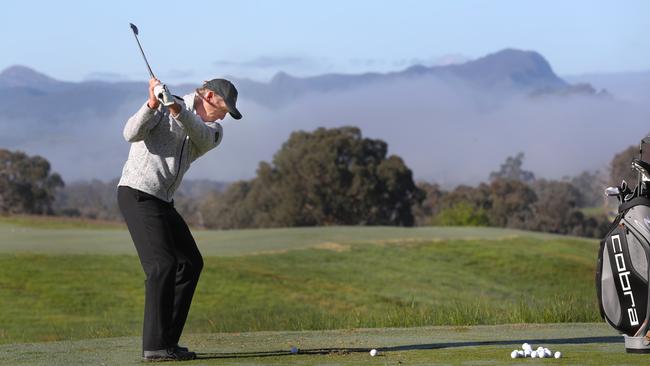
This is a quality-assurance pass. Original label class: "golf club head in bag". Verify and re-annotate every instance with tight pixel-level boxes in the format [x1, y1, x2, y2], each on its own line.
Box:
[598, 134, 650, 353]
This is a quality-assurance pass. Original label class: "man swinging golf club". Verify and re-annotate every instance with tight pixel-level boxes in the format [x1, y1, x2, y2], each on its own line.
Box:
[117, 24, 241, 361]
[117, 23, 242, 362]
[118, 77, 241, 361]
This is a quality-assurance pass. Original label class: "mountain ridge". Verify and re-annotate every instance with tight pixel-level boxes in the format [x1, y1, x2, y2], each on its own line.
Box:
[0, 49, 580, 106]
[0, 48, 631, 185]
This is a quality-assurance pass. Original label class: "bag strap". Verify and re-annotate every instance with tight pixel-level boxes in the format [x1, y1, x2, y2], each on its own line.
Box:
[619, 197, 650, 213]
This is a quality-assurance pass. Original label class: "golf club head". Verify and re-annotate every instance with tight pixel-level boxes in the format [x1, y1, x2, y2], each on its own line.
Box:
[129, 23, 139, 35]
[632, 159, 650, 181]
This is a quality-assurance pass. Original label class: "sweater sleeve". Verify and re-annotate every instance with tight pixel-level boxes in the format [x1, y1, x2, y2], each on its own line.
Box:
[122, 102, 163, 142]
[173, 108, 224, 159]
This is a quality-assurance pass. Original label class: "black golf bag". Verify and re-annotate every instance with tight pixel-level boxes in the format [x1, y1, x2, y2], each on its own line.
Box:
[597, 137, 650, 353]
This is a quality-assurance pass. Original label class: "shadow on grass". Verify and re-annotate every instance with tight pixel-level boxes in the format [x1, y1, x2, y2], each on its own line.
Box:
[196, 336, 622, 359]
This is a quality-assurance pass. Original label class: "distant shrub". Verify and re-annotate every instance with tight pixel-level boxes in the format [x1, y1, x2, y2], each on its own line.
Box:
[433, 202, 489, 226]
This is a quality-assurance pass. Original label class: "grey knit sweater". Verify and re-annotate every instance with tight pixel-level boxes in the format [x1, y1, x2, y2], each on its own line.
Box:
[118, 93, 223, 202]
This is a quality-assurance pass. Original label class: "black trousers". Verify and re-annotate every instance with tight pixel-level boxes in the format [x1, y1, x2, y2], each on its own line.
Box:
[117, 185, 203, 351]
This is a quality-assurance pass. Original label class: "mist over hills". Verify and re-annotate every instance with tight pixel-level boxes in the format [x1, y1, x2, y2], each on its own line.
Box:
[233, 49, 571, 106]
[0, 48, 648, 187]
[566, 70, 650, 103]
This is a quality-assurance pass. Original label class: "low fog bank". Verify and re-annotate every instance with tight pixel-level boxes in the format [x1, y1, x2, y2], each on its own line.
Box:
[4, 75, 649, 187]
[189, 76, 650, 186]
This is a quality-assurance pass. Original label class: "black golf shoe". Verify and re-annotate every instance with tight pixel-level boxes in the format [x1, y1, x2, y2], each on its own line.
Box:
[174, 344, 189, 352]
[142, 347, 196, 362]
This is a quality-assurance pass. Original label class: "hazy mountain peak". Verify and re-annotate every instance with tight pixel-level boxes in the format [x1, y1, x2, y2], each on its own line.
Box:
[0, 65, 60, 88]
[270, 71, 294, 83]
[479, 48, 555, 74]
[454, 48, 566, 90]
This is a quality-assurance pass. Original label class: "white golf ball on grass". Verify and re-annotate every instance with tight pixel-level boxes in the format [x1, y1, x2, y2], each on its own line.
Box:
[369, 349, 378, 357]
[510, 350, 519, 359]
[554, 351, 562, 359]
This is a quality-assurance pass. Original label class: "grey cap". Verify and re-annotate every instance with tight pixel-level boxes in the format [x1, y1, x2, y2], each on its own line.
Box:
[202, 79, 242, 120]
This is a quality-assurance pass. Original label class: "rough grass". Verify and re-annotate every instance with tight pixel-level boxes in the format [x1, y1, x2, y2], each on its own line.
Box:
[0, 234, 600, 344]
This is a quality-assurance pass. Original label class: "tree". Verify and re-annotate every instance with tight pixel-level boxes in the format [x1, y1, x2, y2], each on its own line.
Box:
[486, 178, 537, 228]
[200, 127, 423, 228]
[489, 152, 535, 182]
[433, 201, 489, 226]
[610, 145, 637, 187]
[434, 184, 490, 225]
[568, 170, 606, 208]
[527, 179, 583, 234]
[412, 181, 446, 225]
[54, 178, 120, 220]
[431, 179, 536, 229]
[0, 149, 64, 214]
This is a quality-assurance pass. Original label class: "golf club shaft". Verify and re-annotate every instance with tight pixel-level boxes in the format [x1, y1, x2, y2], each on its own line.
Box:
[130, 26, 156, 79]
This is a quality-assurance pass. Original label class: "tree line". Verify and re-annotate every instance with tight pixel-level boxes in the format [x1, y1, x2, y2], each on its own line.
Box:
[0, 126, 638, 238]
[414, 161, 609, 238]
[0, 149, 63, 215]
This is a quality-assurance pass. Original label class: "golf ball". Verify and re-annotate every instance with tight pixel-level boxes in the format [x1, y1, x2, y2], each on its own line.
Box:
[511, 350, 519, 359]
[554, 351, 562, 359]
[524, 349, 531, 357]
[522, 343, 531, 351]
[290, 346, 298, 354]
[538, 351, 546, 359]
[531, 351, 537, 358]
[370, 349, 378, 357]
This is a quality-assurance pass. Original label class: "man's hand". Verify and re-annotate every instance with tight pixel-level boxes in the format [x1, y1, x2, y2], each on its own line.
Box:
[147, 78, 160, 109]
[154, 85, 174, 106]
[147, 78, 177, 112]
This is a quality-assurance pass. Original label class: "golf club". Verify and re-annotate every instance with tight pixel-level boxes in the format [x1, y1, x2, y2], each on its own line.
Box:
[129, 22, 173, 106]
[129, 23, 155, 79]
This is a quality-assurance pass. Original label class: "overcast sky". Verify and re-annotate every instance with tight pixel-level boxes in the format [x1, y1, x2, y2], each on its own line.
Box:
[1, 0, 649, 83]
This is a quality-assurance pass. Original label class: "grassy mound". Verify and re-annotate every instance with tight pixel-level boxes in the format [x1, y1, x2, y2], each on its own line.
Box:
[0, 227, 600, 344]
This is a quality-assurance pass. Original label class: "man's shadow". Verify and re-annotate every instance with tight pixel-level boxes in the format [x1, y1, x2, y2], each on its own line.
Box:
[195, 335, 622, 359]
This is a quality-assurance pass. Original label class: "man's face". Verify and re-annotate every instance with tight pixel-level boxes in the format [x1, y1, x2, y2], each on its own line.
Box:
[197, 91, 229, 122]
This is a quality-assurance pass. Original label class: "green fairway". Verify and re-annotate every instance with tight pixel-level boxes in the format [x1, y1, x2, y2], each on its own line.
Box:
[0, 323, 639, 366]
[0, 217, 571, 256]
[0, 226, 600, 344]
[0, 217, 609, 365]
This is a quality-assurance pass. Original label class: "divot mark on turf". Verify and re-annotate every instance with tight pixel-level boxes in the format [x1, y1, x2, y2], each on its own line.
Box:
[313, 242, 350, 252]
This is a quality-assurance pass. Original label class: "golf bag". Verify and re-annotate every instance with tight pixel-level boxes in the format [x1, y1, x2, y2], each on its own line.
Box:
[597, 136, 650, 353]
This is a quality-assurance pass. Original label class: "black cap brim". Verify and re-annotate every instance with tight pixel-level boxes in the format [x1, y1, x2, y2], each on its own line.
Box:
[227, 104, 242, 120]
